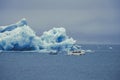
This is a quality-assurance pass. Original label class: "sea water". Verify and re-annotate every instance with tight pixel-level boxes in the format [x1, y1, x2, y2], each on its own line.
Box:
[0, 44, 120, 80]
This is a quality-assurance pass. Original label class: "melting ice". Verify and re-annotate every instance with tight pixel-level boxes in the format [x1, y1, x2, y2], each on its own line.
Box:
[0, 18, 79, 52]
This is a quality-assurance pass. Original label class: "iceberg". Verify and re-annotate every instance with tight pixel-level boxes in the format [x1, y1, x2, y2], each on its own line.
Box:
[0, 18, 78, 52]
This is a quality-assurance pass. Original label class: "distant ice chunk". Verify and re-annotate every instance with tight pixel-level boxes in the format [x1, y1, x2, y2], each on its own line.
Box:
[109, 47, 112, 50]
[0, 18, 78, 52]
[85, 50, 94, 53]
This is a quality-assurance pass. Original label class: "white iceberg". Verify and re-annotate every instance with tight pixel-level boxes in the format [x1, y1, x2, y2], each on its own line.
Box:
[0, 18, 78, 52]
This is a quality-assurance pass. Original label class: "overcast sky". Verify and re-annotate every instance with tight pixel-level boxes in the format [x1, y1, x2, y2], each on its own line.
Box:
[0, 0, 120, 44]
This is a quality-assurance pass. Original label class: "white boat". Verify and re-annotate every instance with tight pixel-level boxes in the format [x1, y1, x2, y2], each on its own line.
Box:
[68, 50, 85, 55]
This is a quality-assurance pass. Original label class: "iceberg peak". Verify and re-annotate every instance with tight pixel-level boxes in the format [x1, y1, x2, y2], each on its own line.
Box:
[0, 18, 27, 33]
[17, 18, 27, 26]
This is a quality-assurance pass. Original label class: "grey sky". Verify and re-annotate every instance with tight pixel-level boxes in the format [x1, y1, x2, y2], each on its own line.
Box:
[0, 0, 120, 44]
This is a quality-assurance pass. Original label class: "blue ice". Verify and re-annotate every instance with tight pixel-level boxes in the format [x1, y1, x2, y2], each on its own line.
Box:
[0, 18, 78, 52]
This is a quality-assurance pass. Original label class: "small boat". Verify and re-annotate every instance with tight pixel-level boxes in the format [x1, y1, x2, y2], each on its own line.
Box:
[68, 50, 85, 55]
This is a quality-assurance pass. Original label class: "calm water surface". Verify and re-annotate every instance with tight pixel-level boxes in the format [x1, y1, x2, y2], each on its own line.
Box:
[0, 44, 120, 80]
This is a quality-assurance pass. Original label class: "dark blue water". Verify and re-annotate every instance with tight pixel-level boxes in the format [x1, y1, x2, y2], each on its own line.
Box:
[0, 44, 120, 80]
